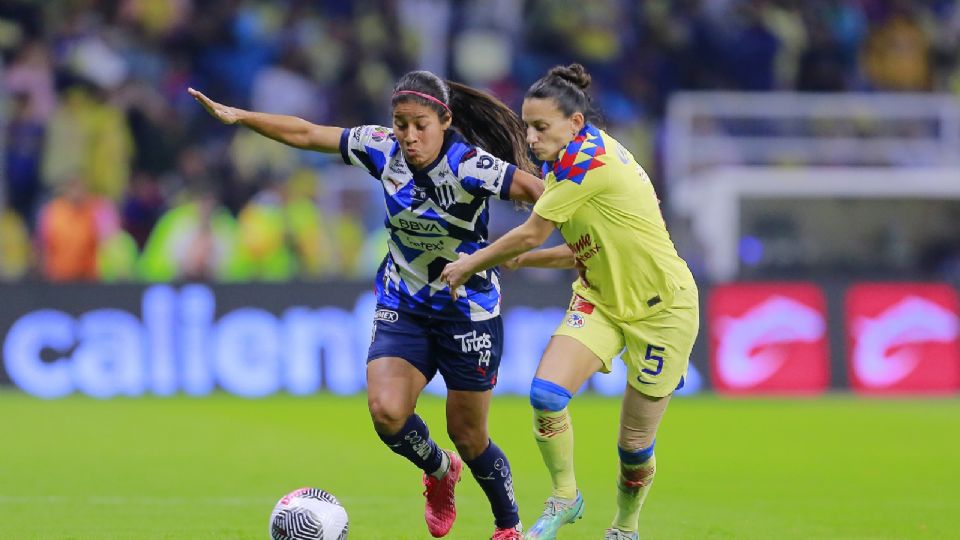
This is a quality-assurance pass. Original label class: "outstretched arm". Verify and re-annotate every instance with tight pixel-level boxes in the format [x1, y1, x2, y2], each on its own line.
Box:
[441, 212, 555, 298]
[188, 88, 343, 152]
[506, 244, 576, 270]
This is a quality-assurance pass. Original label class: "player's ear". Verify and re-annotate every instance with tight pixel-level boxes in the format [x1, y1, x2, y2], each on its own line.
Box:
[569, 111, 585, 132]
[440, 112, 453, 130]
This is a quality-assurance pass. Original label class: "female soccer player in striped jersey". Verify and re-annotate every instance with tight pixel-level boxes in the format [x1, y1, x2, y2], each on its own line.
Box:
[190, 70, 544, 540]
[441, 64, 699, 540]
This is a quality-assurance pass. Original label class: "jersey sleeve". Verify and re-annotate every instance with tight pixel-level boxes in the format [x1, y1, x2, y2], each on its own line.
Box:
[339, 125, 397, 178]
[457, 146, 516, 200]
[533, 167, 611, 223]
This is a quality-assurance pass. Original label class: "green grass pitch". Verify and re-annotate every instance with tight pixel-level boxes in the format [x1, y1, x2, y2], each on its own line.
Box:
[1, 391, 956, 539]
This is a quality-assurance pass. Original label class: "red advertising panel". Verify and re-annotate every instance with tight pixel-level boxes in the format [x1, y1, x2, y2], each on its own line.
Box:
[846, 283, 960, 395]
[710, 283, 829, 395]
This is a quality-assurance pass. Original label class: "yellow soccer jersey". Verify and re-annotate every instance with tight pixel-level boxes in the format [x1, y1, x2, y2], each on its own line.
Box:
[533, 124, 695, 321]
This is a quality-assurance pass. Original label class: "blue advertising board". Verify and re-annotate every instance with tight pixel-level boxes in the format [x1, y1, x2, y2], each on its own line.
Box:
[0, 282, 705, 399]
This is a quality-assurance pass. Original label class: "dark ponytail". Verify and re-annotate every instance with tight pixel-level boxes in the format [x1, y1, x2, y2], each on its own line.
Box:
[446, 81, 535, 175]
[391, 71, 535, 175]
[525, 63, 600, 123]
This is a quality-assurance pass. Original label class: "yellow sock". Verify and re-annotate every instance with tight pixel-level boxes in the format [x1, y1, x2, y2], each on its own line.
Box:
[613, 454, 656, 532]
[533, 407, 577, 499]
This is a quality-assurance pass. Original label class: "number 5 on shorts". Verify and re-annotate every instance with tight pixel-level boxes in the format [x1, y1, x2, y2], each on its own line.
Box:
[642, 344, 665, 376]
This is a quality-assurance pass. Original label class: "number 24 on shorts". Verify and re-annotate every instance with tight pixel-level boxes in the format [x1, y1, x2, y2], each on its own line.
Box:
[642, 344, 665, 376]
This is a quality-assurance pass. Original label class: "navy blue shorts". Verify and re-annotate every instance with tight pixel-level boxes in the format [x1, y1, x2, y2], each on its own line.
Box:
[367, 306, 504, 391]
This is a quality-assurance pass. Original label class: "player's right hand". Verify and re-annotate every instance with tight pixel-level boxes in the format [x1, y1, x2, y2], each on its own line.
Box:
[188, 87, 242, 125]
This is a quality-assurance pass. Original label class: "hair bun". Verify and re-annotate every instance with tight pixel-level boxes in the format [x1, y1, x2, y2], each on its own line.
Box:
[548, 63, 591, 90]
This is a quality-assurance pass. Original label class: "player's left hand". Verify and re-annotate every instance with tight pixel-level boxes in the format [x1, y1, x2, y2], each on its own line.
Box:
[440, 253, 472, 300]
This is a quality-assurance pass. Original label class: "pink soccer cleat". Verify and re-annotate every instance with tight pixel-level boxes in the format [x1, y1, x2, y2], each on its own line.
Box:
[423, 450, 462, 537]
[491, 524, 523, 539]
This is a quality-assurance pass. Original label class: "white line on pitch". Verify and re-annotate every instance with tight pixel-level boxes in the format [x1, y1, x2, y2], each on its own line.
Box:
[0, 495, 270, 505]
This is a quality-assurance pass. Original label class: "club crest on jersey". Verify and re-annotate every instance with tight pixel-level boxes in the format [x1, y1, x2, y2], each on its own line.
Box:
[566, 313, 585, 328]
[434, 182, 457, 208]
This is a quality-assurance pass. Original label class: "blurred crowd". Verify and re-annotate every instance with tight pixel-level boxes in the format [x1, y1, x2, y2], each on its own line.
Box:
[2, 0, 960, 282]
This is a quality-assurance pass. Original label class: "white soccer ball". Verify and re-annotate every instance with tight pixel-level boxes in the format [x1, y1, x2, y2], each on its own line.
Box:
[269, 487, 349, 540]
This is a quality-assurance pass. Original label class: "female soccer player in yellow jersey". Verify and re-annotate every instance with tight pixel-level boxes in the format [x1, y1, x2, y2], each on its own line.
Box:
[441, 63, 699, 540]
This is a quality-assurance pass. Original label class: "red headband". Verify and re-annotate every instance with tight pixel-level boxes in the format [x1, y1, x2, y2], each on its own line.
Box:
[393, 90, 450, 113]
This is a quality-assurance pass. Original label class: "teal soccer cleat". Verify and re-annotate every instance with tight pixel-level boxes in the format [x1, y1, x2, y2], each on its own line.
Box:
[604, 528, 639, 540]
[524, 492, 584, 539]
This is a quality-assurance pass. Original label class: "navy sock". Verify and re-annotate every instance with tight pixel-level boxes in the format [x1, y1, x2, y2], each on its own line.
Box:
[378, 414, 444, 474]
[466, 440, 520, 529]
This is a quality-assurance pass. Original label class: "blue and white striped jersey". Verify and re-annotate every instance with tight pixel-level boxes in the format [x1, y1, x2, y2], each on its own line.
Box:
[339, 125, 517, 321]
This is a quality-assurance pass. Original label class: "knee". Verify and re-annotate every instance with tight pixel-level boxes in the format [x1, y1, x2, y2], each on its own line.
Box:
[529, 377, 572, 411]
[618, 423, 656, 452]
[367, 395, 411, 435]
[446, 423, 488, 460]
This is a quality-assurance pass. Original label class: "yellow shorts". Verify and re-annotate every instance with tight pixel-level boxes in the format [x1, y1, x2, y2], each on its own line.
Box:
[552, 286, 700, 397]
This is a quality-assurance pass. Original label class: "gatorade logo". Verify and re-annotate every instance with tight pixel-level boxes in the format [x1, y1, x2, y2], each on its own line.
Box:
[710, 283, 829, 395]
[847, 284, 960, 394]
